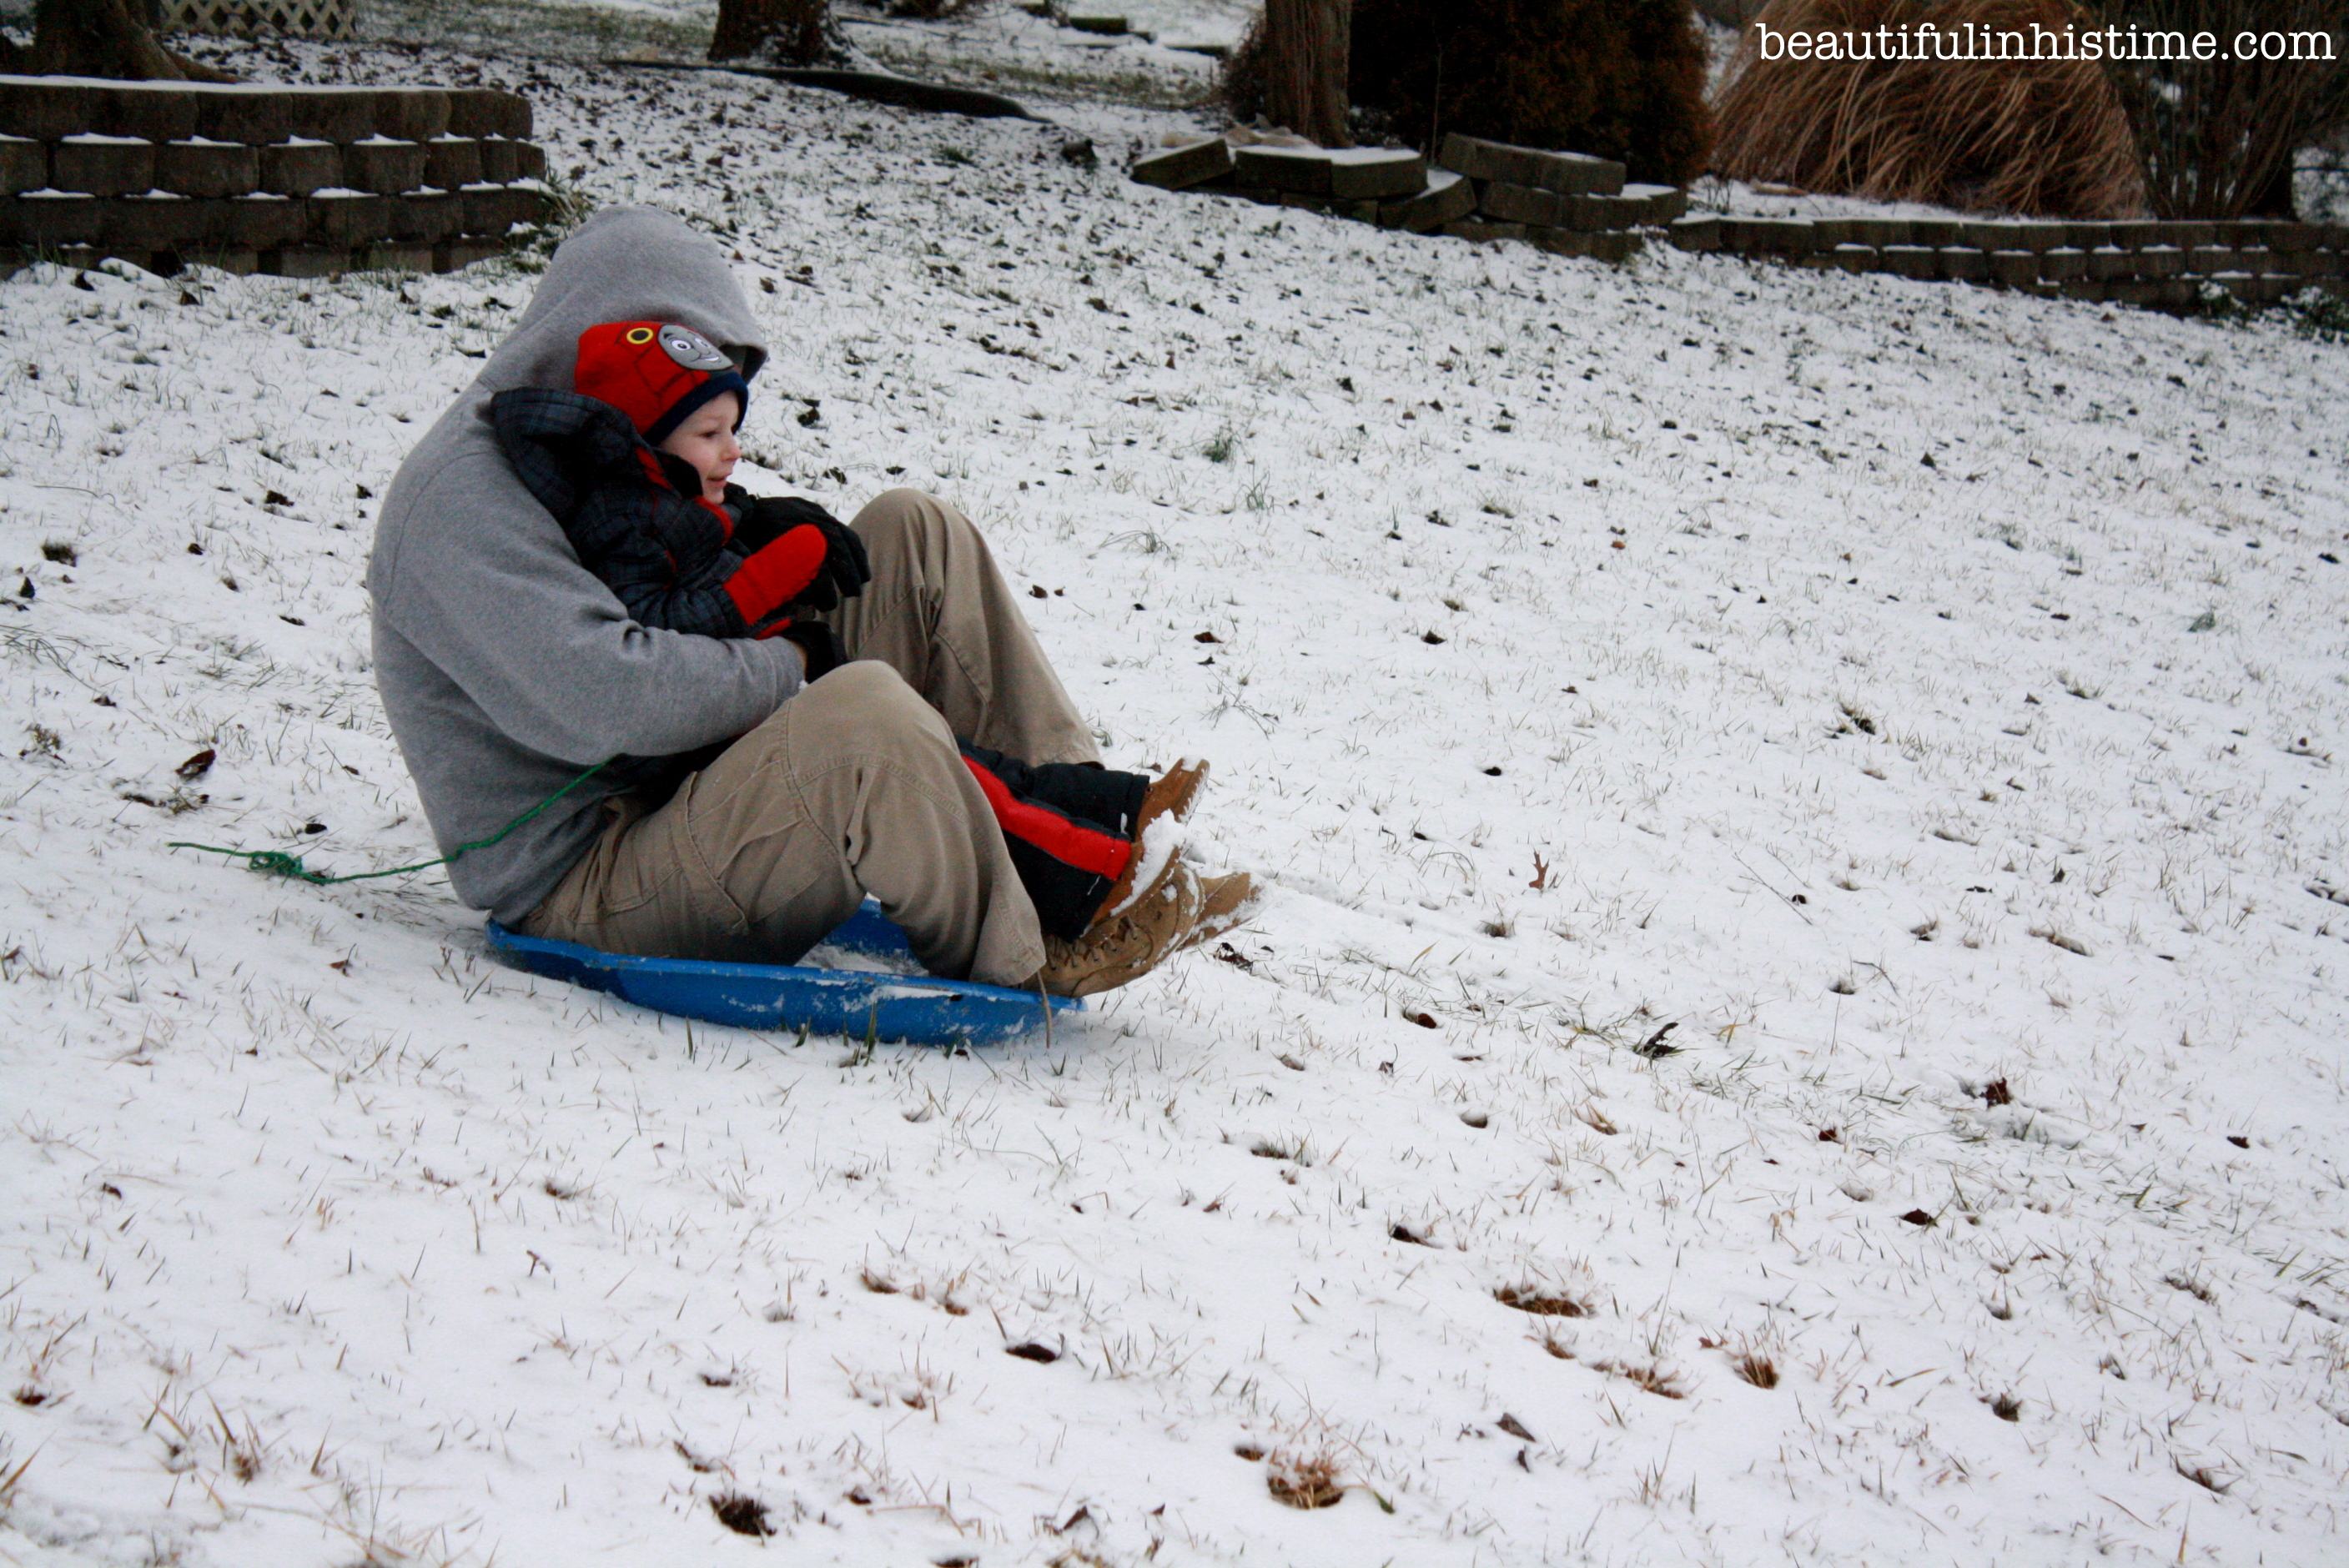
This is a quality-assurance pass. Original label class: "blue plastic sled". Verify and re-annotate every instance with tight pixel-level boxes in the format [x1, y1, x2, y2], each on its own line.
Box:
[485, 898, 1078, 1044]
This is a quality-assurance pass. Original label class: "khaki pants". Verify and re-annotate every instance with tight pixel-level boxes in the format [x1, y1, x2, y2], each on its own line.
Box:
[521, 490, 1097, 986]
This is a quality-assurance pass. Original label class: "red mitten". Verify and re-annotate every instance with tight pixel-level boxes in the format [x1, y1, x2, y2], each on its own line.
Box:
[723, 525, 829, 627]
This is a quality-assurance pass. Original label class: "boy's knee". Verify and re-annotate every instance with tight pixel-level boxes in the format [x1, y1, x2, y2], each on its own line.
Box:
[797, 659, 950, 745]
[851, 488, 973, 556]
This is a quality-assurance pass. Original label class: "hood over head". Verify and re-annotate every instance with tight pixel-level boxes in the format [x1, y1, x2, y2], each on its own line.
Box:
[477, 207, 768, 397]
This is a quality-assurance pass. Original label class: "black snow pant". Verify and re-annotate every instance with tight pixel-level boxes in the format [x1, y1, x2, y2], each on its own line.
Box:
[958, 743, 1148, 941]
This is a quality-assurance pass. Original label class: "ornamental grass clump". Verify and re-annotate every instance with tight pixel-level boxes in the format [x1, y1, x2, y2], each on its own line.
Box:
[1711, 0, 2145, 217]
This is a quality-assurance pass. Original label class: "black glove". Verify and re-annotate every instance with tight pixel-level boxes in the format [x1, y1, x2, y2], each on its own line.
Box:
[742, 496, 870, 610]
[771, 619, 843, 681]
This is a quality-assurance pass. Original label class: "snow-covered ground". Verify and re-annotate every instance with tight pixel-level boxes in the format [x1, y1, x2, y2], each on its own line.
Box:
[3, 16, 2348, 1568]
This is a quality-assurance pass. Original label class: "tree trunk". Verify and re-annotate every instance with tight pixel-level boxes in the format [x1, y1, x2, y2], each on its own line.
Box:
[0, 0, 239, 82]
[711, 0, 831, 66]
[1263, 0, 1351, 148]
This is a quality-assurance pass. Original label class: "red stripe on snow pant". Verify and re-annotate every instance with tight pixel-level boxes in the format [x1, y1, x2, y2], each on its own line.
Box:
[961, 754, 1134, 882]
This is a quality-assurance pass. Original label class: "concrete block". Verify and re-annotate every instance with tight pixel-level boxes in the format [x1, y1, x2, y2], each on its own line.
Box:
[1908, 219, 1962, 247]
[260, 245, 350, 279]
[1742, 218, 1818, 256]
[1987, 249, 2040, 287]
[1844, 218, 1911, 247]
[1274, 191, 1333, 212]
[1130, 137, 1231, 191]
[2187, 245, 2238, 274]
[2057, 280, 2106, 303]
[87, 84, 199, 143]
[0, 193, 98, 247]
[2210, 272, 2281, 304]
[277, 89, 379, 147]
[386, 188, 462, 243]
[259, 140, 342, 198]
[2038, 247, 2085, 281]
[513, 142, 547, 181]
[154, 139, 258, 199]
[1235, 144, 1334, 195]
[1808, 218, 1854, 247]
[1439, 219, 1527, 244]
[307, 191, 394, 248]
[373, 91, 450, 144]
[356, 240, 435, 273]
[2064, 222, 2115, 250]
[0, 81, 98, 142]
[2151, 278, 2201, 308]
[341, 138, 426, 197]
[1528, 227, 1593, 258]
[1667, 214, 1721, 252]
[1828, 244, 1877, 273]
[2107, 221, 2162, 247]
[47, 244, 142, 274]
[1480, 180, 1569, 228]
[218, 194, 309, 250]
[51, 136, 154, 199]
[1566, 192, 1649, 229]
[2105, 279, 2161, 308]
[2088, 246, 2136, 279]
[1879, 244, 1936, 279]
[2159, 221, 2216, 249]
[1622, 183, 1684, 223]
[1436, 132, 1622, 196]
[445, 89, 531, 141]
[422, 136, 482, 190]
[475, 137, 519, 183]
[460, 183, 548, 235]
[1326, 148, 1426, 202]
[1585, 229, 1643, 264]
[2266, 224, 2323, 253]
[1379, 167, 1475, 233]
[1937, 247, 1989, 281]
[193, 91, 289, 147]
[2135, 244, 2184, 278]
[179, 247, 259, 275]
[0, 135, 45, 196]
[435, 236, 506, 273]
[100, 193, 215, 249]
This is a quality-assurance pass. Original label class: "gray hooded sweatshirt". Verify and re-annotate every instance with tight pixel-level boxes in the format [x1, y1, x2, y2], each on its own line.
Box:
[367, 208, 802, 925]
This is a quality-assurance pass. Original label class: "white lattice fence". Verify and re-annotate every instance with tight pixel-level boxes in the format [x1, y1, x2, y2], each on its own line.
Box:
[163, 0, 357, 41]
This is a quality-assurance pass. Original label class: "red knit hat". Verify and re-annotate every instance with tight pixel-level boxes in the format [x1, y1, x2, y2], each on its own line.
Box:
[575, 320, 751, 446]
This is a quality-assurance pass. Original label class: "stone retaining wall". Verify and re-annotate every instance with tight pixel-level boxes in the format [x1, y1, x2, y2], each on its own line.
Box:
[0, 76, 553, 278]
[1669, 214, 2349, 308]
[1134, 131, 1679, 262]
[1135, 128, 2347, 313]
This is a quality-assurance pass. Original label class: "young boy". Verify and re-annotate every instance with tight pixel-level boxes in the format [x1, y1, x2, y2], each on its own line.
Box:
[488, 319, 1234, 968]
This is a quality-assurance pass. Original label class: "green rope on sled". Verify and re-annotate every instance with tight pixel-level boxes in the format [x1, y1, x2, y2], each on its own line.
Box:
[170, 761, 607, 887]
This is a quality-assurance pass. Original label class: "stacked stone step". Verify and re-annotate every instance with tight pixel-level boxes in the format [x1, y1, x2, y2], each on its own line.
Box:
[0, 75, 552, 278]
[1431, 133, 1683, 260]
[1128, 129, 1685, 263]
[1666, 213, 2349, 310]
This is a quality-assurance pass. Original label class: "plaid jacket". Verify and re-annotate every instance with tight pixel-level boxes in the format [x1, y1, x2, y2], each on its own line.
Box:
[489, 387, 767, 641]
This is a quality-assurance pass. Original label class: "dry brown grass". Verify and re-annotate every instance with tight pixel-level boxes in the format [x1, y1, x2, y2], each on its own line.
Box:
[1265, 1448, 1345, 1508]
[1712, 0, 2146, 217]
[1496, 1283, 1591, 1317]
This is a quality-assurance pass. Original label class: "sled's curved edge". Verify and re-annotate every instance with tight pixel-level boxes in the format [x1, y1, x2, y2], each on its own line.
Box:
[483, 908, 1077, 1044]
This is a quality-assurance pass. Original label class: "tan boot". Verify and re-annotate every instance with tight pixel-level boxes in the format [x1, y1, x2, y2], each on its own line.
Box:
[1181, 871, 1258, 950]
[1034, 857, 1204, 998]
[1095, 758, 1210, 918]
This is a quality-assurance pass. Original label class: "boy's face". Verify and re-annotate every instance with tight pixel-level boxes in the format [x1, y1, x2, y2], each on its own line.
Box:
[657, 392, 741, 504]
